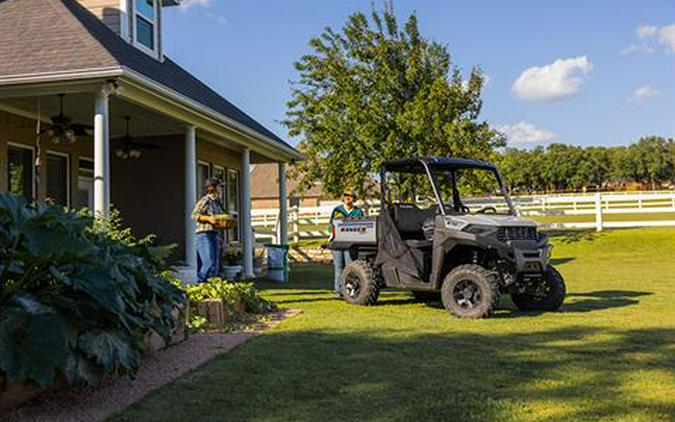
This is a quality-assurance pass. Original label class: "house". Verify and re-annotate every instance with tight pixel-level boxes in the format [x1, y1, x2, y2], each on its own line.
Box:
[250, 163, 332, 210]
[0, 0, 302, 280]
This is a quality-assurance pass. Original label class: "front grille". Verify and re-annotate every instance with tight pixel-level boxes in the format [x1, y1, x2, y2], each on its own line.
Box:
[497, 226, 538, 242]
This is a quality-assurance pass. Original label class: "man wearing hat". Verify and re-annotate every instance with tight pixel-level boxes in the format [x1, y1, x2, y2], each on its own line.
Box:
[329, 188, 364, 296]
[192, 177, 226, 283]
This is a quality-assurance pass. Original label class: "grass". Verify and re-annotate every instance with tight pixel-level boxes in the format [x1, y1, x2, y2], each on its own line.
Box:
[531, 211, 675, 224]
[112, 228, 675, 421]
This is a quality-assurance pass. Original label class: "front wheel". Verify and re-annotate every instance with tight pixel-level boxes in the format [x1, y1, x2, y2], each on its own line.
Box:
[511, 265, 566, 311]
[341, 260, 380, 306]
[441, 264, 500, 319]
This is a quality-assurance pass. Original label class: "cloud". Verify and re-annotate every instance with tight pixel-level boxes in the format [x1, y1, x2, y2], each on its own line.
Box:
[499, 122, 555, 144]
[205, 12, 227, 24]
[622, 23, 675, 54]
[180, 0, 212, 9]
[620, 43, 654, 55]
[511, 56, 592, 101]
[637, 24, 658, 38]
[658, 24, 675, 52]
[631, 85, 661, 101]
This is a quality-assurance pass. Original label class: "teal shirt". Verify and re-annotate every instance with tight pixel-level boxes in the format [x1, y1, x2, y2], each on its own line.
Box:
[328, 204, 364, 231]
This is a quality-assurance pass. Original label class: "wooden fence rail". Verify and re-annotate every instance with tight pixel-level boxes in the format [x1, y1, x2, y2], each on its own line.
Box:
[252, 191, 675, 243]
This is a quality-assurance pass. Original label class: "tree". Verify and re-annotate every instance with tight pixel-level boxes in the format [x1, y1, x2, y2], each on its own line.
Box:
[284, 3, 504, 197]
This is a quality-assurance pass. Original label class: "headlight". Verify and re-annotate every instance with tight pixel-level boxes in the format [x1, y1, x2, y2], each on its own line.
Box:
[463, 225, 499, 237]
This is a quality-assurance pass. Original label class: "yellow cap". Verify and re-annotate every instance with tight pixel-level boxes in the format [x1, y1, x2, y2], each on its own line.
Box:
[343, 188, 355, 197]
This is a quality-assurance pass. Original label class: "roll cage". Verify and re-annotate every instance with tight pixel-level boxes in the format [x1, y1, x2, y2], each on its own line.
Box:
[379, 157, 516, 216]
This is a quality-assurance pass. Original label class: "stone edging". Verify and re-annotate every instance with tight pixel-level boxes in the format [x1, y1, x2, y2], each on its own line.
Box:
[5, 309, 303, 422]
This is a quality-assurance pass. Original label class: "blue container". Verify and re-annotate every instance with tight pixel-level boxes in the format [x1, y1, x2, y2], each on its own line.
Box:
[265, 244, 289, 282]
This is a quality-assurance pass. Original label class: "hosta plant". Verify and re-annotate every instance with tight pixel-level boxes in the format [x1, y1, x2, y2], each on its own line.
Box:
[0, 194, 186, 388]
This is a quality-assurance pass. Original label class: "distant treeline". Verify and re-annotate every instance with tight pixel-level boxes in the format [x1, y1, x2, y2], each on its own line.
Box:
[496, 136, 675, 193]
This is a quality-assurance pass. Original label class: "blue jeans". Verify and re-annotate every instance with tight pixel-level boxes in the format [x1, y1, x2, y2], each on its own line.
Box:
[332, 250, 356, 293]
[196, 231, 220, 283]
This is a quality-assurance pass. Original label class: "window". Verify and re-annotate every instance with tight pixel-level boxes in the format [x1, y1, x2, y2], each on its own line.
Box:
[134, 0, 158, 53]
[197, 162, 211, 197]
[77, 158, 94, 209]
[212, 165, 226, 205]
[46, 152, 69, 207]
[7, 145, 34, 202]
[227, 169, 240, 242]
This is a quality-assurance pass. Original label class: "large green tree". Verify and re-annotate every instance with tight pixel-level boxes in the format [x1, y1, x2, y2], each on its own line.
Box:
[284, 3, 504, 197]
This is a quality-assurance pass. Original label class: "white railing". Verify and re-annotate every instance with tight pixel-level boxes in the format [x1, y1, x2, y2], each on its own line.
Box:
[252, 191, 675, 243]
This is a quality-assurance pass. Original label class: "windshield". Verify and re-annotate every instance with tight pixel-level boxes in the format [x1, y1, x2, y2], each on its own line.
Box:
[433, 168, 512, 215]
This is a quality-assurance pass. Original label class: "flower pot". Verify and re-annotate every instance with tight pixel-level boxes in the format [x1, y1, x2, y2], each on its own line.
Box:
[222, 265, 243, 280]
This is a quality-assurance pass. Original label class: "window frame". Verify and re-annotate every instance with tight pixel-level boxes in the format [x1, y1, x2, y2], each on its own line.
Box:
[197, 160, 211, 197]
[227, 168, 241, 243]
[7, 142, 35, 201]
[77, 157, 95, 210]
[45, 150, 71, 208]
[132, 0, 160, 57]
[212, 164, 226, 205]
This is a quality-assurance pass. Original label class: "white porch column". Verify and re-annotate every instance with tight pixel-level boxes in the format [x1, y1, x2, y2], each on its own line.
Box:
[185, 126, 197, 272]
[93, 89, 110, 216]
[277, 162, 288, 245]
[241, 148, 254, 277]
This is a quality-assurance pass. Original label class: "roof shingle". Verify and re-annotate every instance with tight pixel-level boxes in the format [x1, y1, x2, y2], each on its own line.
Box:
[0, 0, 294, 151]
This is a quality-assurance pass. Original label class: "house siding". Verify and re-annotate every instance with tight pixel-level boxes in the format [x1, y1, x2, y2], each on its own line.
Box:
[76, 0, 122, 35]
[0, 109, 245, 263]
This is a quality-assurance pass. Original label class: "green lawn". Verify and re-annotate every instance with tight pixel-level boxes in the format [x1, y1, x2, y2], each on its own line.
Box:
[112, 229, 675, 421]
[531, 211, 675, 224]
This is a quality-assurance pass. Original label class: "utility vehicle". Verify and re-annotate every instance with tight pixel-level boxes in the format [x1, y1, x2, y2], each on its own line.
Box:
[328, 157, 565, 319]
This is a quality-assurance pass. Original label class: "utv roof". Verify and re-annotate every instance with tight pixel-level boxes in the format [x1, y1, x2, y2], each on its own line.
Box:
[382, 157, 498, 173]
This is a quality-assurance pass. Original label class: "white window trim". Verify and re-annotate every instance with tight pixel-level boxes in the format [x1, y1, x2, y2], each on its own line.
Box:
[46, 150, 71, 207]
[227, 168, 241, 243]
[131, 0, 160, 58]
[7, 142, 36, 199]
[78, 157, 95, 210]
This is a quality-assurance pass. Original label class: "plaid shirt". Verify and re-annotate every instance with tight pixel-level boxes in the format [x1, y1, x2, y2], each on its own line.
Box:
[191, 193, 225, 233]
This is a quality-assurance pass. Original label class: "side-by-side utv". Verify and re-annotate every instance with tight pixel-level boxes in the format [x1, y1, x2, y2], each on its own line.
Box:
[328, 157, 565, 319]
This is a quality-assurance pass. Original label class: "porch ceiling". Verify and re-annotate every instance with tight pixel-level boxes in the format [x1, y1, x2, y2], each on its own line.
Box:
[0, 93, 184, 138]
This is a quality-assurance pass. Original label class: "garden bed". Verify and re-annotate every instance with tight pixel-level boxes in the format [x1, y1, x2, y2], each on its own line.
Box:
[3, 309, 301, 422]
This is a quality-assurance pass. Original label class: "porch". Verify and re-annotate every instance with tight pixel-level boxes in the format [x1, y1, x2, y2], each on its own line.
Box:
[0, 80, 295, 281]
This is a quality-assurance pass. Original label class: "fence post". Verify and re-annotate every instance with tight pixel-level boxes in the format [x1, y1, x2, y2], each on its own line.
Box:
[292, 205, 299, 243]
[595, 193, 603, 232]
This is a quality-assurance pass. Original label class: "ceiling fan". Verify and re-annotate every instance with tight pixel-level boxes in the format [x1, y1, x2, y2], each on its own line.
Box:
[112, 116, 160, 160]
[42, 94, 93, 143]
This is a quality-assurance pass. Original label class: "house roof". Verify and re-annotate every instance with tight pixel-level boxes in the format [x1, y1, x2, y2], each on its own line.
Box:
[250, 163, 324, 199]
[0, 0, 298, 156]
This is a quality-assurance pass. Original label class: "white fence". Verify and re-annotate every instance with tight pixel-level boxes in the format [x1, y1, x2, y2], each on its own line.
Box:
[252, 191, 675, 243]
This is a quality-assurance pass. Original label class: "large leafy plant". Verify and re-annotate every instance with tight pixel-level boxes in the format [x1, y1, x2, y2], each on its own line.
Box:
[0, 194, 186, 387]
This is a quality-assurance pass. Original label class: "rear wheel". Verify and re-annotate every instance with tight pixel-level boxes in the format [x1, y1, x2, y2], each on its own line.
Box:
[511, 265, 566, 311]
[341, 260, 380, 306]
[441, 264, 500, 319]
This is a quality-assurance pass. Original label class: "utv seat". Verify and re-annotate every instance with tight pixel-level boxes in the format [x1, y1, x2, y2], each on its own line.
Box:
[392, 204, 437, 242]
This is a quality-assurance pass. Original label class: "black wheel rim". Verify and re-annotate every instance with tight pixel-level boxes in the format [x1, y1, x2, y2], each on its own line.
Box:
[344, 275, 360, 298]
[453, 279, 482, 309]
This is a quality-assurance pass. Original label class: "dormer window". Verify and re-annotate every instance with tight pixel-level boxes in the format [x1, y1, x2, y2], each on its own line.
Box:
[133, 0, 159, 56]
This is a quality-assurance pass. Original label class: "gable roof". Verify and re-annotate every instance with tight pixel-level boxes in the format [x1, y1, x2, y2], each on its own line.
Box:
[250, 163, 325, 199]
[0, 0, 297, 154]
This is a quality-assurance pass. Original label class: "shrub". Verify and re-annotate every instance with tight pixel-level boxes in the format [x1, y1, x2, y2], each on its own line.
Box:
[0, 194, 186, 387]
[177, 278, 277, 330]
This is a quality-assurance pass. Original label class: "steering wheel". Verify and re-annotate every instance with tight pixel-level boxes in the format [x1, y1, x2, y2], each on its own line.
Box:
[476, 206, 498, 214]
